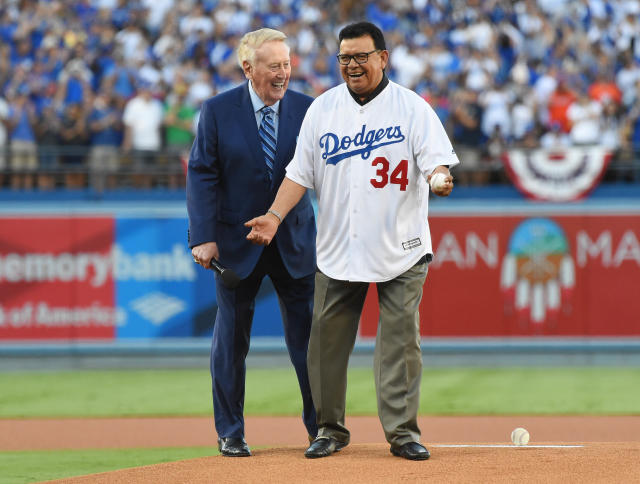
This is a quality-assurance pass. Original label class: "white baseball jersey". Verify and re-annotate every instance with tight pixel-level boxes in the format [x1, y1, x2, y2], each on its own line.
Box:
[286, 80, 459, 282]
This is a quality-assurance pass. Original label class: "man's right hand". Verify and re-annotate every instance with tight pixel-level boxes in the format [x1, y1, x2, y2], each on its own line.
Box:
[192, 242, 219, 267]
[245, 215, 279, 245]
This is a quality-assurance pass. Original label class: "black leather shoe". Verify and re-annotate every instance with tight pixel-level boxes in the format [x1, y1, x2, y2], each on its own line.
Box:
[390, 442, 430, 461]
[218, 437, 251, 457]
[304, 437, 348, 458]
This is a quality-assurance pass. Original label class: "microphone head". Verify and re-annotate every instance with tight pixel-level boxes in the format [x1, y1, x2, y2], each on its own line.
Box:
[219, 268, 241, 289]
[208, 258, 241, 288]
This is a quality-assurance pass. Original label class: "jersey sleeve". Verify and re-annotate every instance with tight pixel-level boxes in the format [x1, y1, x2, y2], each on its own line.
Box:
[414, 100, 460, 176]
[285, 101, 316, 189]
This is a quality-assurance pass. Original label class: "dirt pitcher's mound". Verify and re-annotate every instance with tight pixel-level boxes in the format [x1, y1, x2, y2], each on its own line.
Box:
[46, 442, 640, 484]
[4, 416, 640, 451]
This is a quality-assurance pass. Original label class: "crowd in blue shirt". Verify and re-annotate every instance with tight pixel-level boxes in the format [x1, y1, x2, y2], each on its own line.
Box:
[0, 0, 640, 190]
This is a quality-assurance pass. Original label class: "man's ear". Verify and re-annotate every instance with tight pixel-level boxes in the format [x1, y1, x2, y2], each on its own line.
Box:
[242, 61, 252, 80]
[379, 50, 389, 70]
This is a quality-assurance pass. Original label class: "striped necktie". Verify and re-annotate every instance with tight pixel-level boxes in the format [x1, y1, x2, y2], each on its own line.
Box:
[258, 106, 276, 180]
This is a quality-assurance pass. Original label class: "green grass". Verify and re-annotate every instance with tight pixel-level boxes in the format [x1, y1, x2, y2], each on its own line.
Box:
[1, 367, 638, 482]
[0, 447, 216, 484]
[1, 367, 639, 417]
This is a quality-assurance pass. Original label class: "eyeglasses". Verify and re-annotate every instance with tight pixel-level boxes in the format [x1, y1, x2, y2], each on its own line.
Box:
[336, 49, 381, 65]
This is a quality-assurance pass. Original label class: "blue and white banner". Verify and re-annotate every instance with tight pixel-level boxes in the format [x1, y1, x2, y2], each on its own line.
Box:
[114, 218, 208, 338]
[113, 217, 285, 339]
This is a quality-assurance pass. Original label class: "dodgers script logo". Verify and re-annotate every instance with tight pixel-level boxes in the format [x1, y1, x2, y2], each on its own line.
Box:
[320, 124, 405, 165]
[500, 218, 575, 328]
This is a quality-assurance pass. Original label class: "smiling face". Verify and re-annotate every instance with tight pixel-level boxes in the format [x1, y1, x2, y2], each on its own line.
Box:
[243, 40, 291, 106]
[339, 35, 388, 98]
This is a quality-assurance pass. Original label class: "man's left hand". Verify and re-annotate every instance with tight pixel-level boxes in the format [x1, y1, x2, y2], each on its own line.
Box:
[245, 215, 279, 245]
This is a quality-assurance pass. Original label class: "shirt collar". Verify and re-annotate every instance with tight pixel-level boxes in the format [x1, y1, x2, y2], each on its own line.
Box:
[347, 73, 389, 106]
[248, 80, 280, 115]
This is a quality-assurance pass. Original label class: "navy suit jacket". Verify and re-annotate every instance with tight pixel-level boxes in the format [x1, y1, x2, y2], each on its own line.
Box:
[187, 83, 316, 280]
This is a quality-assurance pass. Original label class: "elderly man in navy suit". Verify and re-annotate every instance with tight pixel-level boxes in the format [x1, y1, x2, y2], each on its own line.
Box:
[187, 28, 317, 457]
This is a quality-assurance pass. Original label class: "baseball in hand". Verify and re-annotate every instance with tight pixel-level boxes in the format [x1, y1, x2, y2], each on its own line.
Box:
[430, 172, 447, 191]
[511, 427, 530, 446]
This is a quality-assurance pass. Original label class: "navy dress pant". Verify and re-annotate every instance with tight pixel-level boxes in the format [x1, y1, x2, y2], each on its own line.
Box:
[210, 242, 317, 439]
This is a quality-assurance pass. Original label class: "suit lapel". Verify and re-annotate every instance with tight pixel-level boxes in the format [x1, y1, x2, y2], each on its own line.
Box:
[274, 92, 293, 169]
[236, 83, 266, 170]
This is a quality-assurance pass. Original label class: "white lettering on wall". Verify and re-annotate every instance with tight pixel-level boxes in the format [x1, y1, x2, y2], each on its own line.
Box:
[0, 244, 196, 286]
[433, 232, 499, 269]
[577, 230, 640, 268]
[0, 302, 120, 327]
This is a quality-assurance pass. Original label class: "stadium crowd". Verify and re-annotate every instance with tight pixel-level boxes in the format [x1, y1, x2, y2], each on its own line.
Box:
[1, 0, 640, 190]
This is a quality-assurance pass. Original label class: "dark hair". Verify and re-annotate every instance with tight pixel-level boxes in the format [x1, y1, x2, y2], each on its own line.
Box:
[338, 22, 386, 51]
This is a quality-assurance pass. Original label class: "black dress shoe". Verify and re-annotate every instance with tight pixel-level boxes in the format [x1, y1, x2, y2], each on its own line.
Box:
[304, 437, 348, 458]
[390, 442, 430, 461]
[218, 437, 251, 457]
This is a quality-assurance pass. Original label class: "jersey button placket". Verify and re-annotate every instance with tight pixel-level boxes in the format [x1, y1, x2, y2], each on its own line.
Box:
[349, 157, 359, 276]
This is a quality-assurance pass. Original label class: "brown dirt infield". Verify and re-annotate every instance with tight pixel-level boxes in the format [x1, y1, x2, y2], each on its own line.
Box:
[2, 416, 639, 483]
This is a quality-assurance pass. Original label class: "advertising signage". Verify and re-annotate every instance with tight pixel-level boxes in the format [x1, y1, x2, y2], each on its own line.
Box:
[1, 211, 638, 340]
[0, 217, 116, 339]
[360, 214, 640, 337]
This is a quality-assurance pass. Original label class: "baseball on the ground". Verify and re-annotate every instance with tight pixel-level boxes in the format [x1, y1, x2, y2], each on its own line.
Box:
[511, 427, 530, 446]
[429, 172, 447, 191]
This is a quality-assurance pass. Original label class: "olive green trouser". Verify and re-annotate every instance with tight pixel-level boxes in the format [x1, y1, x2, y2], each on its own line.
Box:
[307, 261, 428, 446]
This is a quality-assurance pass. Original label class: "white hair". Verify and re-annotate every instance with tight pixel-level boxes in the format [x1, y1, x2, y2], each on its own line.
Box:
[236, 28, 288, 67]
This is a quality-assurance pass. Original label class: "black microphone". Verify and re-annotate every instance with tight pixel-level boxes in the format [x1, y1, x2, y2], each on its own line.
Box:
[207, 258, 241, 289]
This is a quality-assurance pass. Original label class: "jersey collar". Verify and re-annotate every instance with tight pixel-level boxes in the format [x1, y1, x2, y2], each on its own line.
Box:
[347, 73, 389, 106]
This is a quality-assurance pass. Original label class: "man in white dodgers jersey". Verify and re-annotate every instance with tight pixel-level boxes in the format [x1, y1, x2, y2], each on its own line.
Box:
[245, 21, 458, 461]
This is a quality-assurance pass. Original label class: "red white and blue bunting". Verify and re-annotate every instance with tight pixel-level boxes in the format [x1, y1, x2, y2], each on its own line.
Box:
[502, 147, 612, 201]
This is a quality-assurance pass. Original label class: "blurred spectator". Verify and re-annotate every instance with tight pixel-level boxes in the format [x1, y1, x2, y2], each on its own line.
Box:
[518, 126, 542, 150]
[485, 124, 508, 183]
[122, 81, 163, 188]
[540, 122, 571, 150]
[450, 87, 486, 185]
[288, 57, 314, 95]
[622, 100, 640, 182]
[163, 82, 195, 187]
[480, 81, 513, 139]
[105, 52, 137, 106]
[55, 58, 93, 108]
[59, 102, 89, 188]
[566, 91, 602, 146]
[141, 0, 175, 36]
[589, 71, 622, 106]
[7, 87, 38, 189]
[115, 21, 148, 63]
[187, 69, 214, 107]
[547, 79, 576, 133]
[35, 102, 61, 190]
[511, 95, 535, 143]
[1, 0, 640, 192]
[306, 51, 334, 94]
[0, 43, 10, 91]
[179, 4, 214, 39]
[0, 93, 8, 187]
[616, 55, 640, 108]
[601, 100, 623, 151]
[88, 89, 123, 191]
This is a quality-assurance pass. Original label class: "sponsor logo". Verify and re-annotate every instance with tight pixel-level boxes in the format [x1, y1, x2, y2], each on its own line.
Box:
[129, 292, 187, 325]
[319, 124, 405, 165]
[500, 218, 575, 326]
[0, 244, 196, 286]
